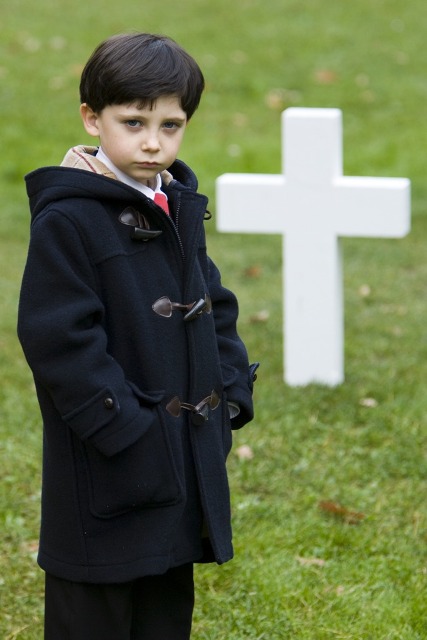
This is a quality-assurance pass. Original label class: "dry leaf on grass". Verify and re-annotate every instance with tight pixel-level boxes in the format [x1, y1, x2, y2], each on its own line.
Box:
[244, 264, 262, 278]
[313, 69, 339, 84]
[235, 445, 254, 460]
[359, 397, 378, 408]
[249, 310, 270, 323]
[296, 556, 326, 567]
[319, 500, 365, 525]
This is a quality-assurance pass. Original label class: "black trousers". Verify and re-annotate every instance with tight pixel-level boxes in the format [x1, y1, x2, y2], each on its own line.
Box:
[44, 563, 194, 640]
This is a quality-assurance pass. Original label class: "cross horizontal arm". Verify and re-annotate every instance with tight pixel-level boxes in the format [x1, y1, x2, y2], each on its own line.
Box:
[334, 176, 411, 237]
[216, 174, 285, 233]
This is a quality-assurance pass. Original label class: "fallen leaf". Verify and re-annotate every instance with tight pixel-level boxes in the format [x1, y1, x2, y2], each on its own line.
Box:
[359, 397, 378, 408]
[265, 88, 302, 110]
[249, 310, 270, 323]
[21, 539, 39, 553]
[236, 445, 254, 460]
[21, 35, 41, 52]
[319, 500, 365, 525]
[244, 264, 262, 278]
[358, 284, 371, 298]
[313, 69, 339, 85]
[296, 556, 326, 567]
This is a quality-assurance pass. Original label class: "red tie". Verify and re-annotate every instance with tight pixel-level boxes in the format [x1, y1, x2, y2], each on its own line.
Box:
[154, 192, 170, 215]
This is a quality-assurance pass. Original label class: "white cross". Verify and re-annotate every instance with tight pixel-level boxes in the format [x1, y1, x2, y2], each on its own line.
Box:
[216, 108, 410, 386]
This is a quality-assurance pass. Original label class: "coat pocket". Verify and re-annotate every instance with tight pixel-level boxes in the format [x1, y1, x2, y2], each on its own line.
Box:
[81, 406, 183, 518]
[221, 362, 239, 388]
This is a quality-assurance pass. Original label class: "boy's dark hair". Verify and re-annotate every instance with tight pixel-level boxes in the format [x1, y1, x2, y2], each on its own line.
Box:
[80, 33, 205, 119]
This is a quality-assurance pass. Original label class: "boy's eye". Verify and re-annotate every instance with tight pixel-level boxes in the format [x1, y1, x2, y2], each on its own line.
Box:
[126, 120, 141, 128]
[163, 121, 179, 130]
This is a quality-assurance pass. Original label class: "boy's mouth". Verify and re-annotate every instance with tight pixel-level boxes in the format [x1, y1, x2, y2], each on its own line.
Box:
[137, 162, 161, 167]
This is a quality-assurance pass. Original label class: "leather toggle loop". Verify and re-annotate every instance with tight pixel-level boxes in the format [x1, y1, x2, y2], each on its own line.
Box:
[166, 390, 220, 425]
[119, 207, 162, 242]
[183, 298, 208, 321]
[152, 295, 212, 321]
[131, 228, 163, 241]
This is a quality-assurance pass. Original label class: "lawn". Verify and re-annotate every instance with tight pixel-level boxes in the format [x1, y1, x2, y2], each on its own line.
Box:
[1, 0, 426, 638]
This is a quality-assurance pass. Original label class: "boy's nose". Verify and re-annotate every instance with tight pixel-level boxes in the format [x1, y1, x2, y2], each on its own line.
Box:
[142, 133, 160, 152]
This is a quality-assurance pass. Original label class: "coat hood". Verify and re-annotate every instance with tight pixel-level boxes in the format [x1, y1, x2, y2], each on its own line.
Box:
[25, 145, 199, 221]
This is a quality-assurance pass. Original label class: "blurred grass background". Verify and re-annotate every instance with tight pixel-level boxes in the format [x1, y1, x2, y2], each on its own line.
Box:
[1, 0, 426, 638]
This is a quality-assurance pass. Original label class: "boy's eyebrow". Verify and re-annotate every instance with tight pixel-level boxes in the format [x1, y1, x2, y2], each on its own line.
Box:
[117, 109, 187, 122]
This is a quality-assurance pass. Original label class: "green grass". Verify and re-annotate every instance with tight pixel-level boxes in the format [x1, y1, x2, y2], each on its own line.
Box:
[1, 0, 426, 637]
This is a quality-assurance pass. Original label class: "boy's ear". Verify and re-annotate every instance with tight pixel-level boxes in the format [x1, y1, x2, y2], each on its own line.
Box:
[80, 103, 100, 137]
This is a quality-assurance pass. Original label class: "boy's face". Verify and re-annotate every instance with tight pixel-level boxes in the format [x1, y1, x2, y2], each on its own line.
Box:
[80, 95, 187, 187]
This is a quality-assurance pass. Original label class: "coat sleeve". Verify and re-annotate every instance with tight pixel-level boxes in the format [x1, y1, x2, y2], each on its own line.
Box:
[207, 256, 255, 429]
[17, 208, 156, 457]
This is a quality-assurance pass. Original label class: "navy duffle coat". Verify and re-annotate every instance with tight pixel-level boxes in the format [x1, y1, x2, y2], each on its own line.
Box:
[18, 152, 255, 583]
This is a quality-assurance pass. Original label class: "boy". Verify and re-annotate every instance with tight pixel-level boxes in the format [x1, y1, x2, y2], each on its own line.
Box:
[17, 32, 257, 640]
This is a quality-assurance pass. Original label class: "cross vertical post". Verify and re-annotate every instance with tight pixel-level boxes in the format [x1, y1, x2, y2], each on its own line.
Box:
[216, 108, 410, 386]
